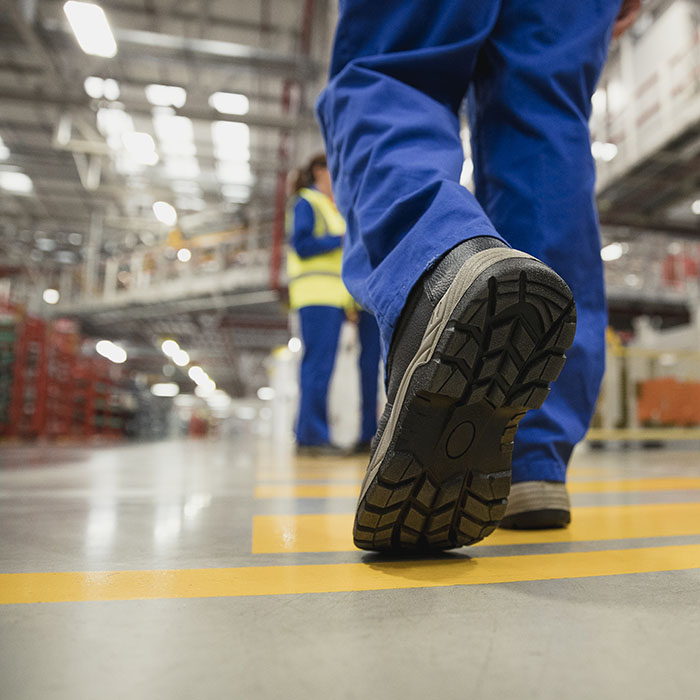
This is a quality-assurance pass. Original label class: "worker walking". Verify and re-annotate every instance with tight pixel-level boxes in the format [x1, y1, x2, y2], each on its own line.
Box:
[316, 0, 640, 550]
[287, 153, 381, 455]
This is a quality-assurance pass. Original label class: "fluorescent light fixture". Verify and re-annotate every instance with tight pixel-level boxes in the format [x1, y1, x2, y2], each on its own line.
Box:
[211, 121, 250, 161]
[177, 248, 191, 262]
[153, 114, 194, 144]
[152, 201, 177, 226]
[95, 339, 127, 364]
[42, 288, 60, 304]
[164, 157, 200, 180]
[151, 382, 180, 397]
[591, 141, 618, 162]
[97, 107, 134, 144]
[0, 171, 33, 194]
[216, 161, 253, 185]
[691, 200, 700, 215]
[122, 131, 158, 165]
[288, 337, 302, 353]
[84, 76, 119, 100]
[600, 243, 624, 262]
[257, 386, 275, 401]
[591, 89, 607, 117]
[206, 390, 231, 409]
[161, 339, 180, 356]
[195, 383, 216, 398]
[63, 2, 117, 58]
[235, 406, 256, 420]
[221, 184, 251, 203]
[172, 349, 190, 367]
[146, 84, 187, 108]
[188, 366, 207, 383]
[68, 233, 83, 245]
[209, 92, 249, 115]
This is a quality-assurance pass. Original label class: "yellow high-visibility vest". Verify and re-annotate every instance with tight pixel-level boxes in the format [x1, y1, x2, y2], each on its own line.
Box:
[286, 187, 354, 310]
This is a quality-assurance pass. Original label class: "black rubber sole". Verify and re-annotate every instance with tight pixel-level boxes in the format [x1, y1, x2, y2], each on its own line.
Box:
[353, 259, 576, 552]
[499, 509, 571, 530]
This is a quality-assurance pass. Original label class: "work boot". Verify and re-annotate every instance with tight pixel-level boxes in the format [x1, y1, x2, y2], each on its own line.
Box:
[352, 237, 577, 551]
[499, 481, 571, 529]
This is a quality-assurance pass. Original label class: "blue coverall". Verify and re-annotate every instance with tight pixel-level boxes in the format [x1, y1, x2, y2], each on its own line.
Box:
[292, 196, 381, 447]
[316, 1, 621, 482]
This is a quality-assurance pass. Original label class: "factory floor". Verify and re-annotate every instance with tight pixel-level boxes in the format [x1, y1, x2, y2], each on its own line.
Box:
[2, 436, 700, 699]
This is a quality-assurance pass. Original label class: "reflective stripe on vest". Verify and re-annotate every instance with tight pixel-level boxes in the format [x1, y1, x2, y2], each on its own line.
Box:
[286, 188, 353, 310]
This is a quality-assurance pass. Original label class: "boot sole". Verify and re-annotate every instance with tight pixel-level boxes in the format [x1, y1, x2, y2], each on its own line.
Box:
[353, 249, 576, 551]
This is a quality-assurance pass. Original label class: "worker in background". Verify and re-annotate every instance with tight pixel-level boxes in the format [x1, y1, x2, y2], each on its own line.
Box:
[287, 153, 381, 456]
[316, 0, 640, 550]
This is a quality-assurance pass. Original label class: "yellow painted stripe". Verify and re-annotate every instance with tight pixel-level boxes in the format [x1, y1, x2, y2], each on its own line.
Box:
[252, 502, 700, 553]
[254, 465, 609, 485]
[254, 477, 700, 500]
[2, 544, 700, 604]
[256, 469, 367, 483]
[586, 428, 700, 441]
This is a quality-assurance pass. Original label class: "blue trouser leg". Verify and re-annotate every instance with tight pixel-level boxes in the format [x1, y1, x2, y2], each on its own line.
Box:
[316, 1, 505, 354]
[296, 305, 345, 446]
[467, 1, 619, 482]
[357, 310, 381, 443]
[317, 1, 620, 481]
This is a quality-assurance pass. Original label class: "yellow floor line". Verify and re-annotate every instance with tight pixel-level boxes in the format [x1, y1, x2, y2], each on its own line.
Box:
[252, 502, 700, 553]
[2, 544, 699, 604]
[254, 477, 700, 500]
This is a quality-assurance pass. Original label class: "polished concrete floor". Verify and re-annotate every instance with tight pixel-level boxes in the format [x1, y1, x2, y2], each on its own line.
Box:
[2, 436, 700, 699]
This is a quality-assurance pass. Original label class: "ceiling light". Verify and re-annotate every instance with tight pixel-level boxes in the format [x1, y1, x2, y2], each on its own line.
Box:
[97, 107, 134, 141]
[206, 390, 231, 409]
[161, 339, 180, 357]
[257, 386, 275, 401]
[63, 2, 118, 58]
[209, 92, 249, 115]
[216, 161, 253, 185]
[288, 337, 302, 353]
[211, 121, 250, 160]
[0, 171, 33, 194]
[68, 232, 83, 245]
[0, 135, 9, 160]
[591, 89, 607, 117]
[591, 141, 618, 162]
[600, 243, 624, 262]
[146, 84, 187, 108]
[95, 339, 127, 364]
[152, 201, 177, 226]
[164, 157, 200, 179]
[691, 200, 700, 215]
[84, 76, 119, 100]
[151, 382, 180, 397]
[221, 184, 251, 203]
[188, 366, 207, 383]
[195, 383, 216, 398]
[122, 131, 158, 165]
[42, 288, 60, 305]
[177, 248, 191, 262]
[187, 365, 214, 386]
[153, 114, 194, 144]
[172, 349, 190, 367]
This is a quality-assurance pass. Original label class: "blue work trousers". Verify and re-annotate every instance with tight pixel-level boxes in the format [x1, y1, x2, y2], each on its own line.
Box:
[317, 1, 621, 482]
[297, 306, 381, 446]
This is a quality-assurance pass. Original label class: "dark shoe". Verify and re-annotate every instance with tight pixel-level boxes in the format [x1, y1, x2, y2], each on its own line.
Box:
[499, 481, 571, 529]
[296, 444, 351, 458]
[353, 440, 373, 455]
[352, 237, 577, 551]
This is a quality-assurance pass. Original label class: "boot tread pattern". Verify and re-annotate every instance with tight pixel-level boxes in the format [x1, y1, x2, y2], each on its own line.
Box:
[353, 269, 576, 551]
